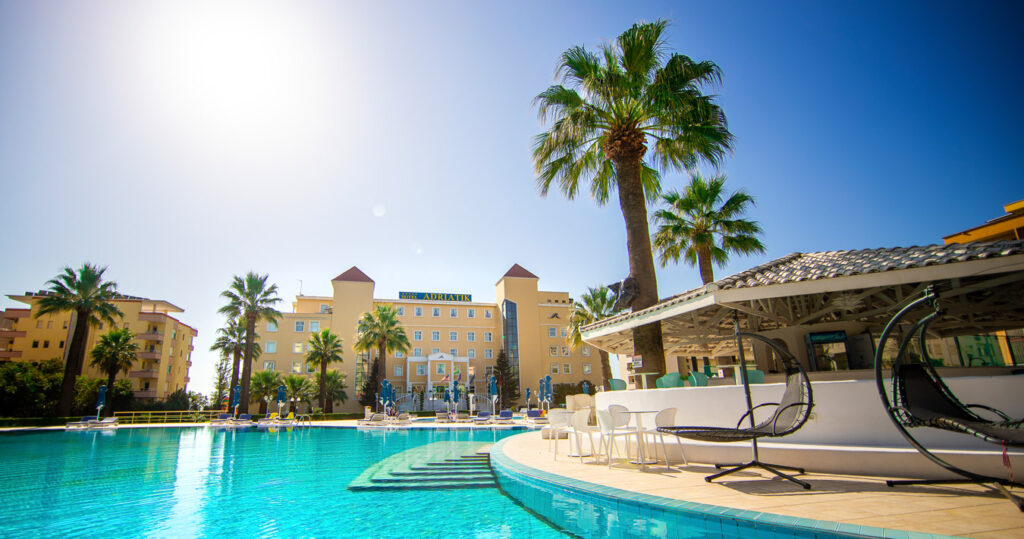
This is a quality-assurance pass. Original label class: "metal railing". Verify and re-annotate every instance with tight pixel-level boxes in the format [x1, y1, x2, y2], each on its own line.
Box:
[114, 410, 221, 424]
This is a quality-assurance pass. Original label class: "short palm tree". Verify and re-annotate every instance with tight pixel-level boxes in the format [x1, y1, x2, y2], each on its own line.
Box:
[354, 305, 410, 383]
[36, 263, 124, 417]
[320, 370, 348, 412]
[249, 370, 283, 415]
[283, 374, 314, 413]
[306, 329, 343, 412]
[218, 272, 281, 414]
[209, 318, 260, 413]
[568, 287, 620, 387]
[533, 19, 732, 377]
[89, 327, 138, 416]
[653, 173, 765, 284]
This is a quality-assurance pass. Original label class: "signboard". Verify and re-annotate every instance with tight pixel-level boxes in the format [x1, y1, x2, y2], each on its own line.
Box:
[398, 291, 472, 302]
[807, 331, 847, 344]
[631, 355, 643, 369]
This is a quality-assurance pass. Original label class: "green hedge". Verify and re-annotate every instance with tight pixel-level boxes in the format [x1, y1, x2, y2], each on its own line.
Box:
[0, 417, 79, 427]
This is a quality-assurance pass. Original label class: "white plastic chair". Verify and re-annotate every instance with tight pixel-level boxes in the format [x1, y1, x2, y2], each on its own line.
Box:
[643, 407, 686, 468]
[596, 409, 641, 469]
[547, 410, 572, 456]
[563, 408, 598, 463]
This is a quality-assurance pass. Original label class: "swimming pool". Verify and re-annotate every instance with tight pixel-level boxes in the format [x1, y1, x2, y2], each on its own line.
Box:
[0, 427, 566, 538]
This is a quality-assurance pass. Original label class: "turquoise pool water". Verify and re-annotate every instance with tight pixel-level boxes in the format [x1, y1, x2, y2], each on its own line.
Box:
[0, 427, 565, 538]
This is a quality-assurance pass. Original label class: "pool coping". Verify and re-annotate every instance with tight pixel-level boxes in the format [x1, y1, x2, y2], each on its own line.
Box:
[488, 434, 955, 539]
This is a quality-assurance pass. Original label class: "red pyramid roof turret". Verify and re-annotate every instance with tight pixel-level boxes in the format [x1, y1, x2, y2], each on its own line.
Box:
[501, 264, 538, 279]
[332, 267, 374, 283]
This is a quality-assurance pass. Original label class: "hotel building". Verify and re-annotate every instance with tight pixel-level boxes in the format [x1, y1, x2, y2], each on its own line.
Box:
[0, 292, 196, 400]
[253, 264, 599, 413]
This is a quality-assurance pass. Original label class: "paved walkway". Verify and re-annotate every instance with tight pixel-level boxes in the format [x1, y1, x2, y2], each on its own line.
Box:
[499, 430, 1023, 538]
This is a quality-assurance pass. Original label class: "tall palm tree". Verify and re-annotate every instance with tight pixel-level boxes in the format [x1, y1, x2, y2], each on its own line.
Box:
[89, 327, 138, 416]
[354, 305, 410, 384]
[305, 329, 343, 412]
[249, 370, 283, 415]
[218, 272, 281, 414]
[568, 286, 620, 387]
[321, 370, 348, 412]
[209, 318, 261, 413]
[653, 173, 765, 284]
[36, 264, 124, 417]
[533, 20, 732, 377]
[283, 374, 314, 413]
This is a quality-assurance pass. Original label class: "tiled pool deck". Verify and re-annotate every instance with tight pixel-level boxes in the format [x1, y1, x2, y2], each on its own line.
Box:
[495, 430, 1023, 538]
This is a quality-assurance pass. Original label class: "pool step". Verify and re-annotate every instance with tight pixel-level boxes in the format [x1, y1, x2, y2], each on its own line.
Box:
[348, 442, 495, 491]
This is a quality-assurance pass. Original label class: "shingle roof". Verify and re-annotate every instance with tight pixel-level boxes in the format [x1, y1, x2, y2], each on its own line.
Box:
[332, 267, 374, 283]
[502, 264, 538, 279]
[715, 240, 1024, 290]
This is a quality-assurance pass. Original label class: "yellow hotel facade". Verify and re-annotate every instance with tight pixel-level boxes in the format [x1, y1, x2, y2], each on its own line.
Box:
[254, 264, 599, 413]
[0, 292, 196, 400]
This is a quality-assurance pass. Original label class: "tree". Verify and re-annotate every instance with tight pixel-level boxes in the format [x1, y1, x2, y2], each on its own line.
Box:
[35, 263, 124, 417]
[0, 359, 63, 417]
[320, 370, 348, 413]
[533, 20, 732, 377]
[653, 173, 765, 284]
[358, 358, 382, 408]
[283, 374, 314, 413]
[210, 318, 260, 412]
[354, 305, 410, 384]
[306, 329, 344, 412]
[494, 350, 520, 410]
[568, 286, 620, 387]
[212, 353, 230, 410]
[218, 272, 281, 414]
[89, 327, 138, 416]
[250, 370, 283, 415]
[73, 377, 133, 416]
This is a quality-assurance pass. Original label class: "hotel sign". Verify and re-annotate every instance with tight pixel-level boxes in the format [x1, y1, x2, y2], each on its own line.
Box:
[398, 291, 472, 302]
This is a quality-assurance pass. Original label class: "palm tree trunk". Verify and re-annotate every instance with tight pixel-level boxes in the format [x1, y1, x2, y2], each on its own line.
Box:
[377, 344, 386, 383]
[228, 349, 241, 411]
[698, 248, 715, 285]
[599, 350, 613, 387]
[613, 157, 666, 377]
[57, 309, 91, 417]
[319, 362, 327, 411]
[240, 314, 256, 414]
[104, 371, 116, 417]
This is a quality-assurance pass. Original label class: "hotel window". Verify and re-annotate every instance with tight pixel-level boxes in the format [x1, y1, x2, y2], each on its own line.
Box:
[394, 366, 403, 377]
[320, 304, 330, 313]
[47, 321, 53, 329]
[485, 349, 493, 359]
[432, 308, 440, 317]
[415, 307, 423, 317]
[59, 340, 65, 348]
[294, 321, 305, 332]
[395, 350, 404, 358]
[583, 363, 592, 375]
[582, 346, 591, 357]
[550, 363, 560, 374]
[450, 308, 458, 317]
[266, 341, 277, 354]
[417, 364, 426, 376]
[432, 348, 440, 354]
[484, 311, 492, 318]
[468, 308, 475, 318]
[484, 332, 492, 342]
[561, 346, 569, 356]
[562, 363, 572, 375]
[436, 364, 446, 375]
[549, 346, 557, 356]
[310, 321, 320, 332]
[291, 361, 302, 374]
[561, 328, 567, 338]
[43, 340, 49, 348]
[63, 321, 68, 329]
[264, 360, 275, 370]
[307, 363, 316, 373]
[397, 306, 405, 316]
[32, 340, 38, 348]
[99, 323, 104, 330]
[293, 342, 303, 353]
[449, 348, 457, 356]
[267, 321, 278, 332]
[414, 331, 422, 341]
[432, 331, 440, 341]
[468, 349, 476, 359]
[36, 321, 42, 329]
[548, 327, 556, 338]
[467, 332, 475, 342]
[172, 330, 177, 339]
[449, 331, 458, 341]
[413, 347, 422, 356]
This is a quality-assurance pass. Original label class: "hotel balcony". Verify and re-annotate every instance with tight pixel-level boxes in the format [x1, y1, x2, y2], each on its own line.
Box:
[138, 351, 161, 360]
[133, 390, 157, 399]
[2, 309, 30, 319]
[135, 332, 163, 342]
[0, 350, 23, 359]
[129, 369, 159, 379]
[0, 329, 26, 339]
[138, 312, 169, 324]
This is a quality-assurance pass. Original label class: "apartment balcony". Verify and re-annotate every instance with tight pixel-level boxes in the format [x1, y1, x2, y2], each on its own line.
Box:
[138, 351, 161, 360]
[135, 332, 163, 342]
[138, 312, 168, 324]
[2, 309, 30, 319]
[133, 390, 157, 399]
[0, 350, 23, 359]
[0, 329, 26, 339]
[129, 369, 159, 379]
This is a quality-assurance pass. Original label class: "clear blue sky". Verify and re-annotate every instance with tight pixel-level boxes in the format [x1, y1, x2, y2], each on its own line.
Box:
[1, 1, 1021, 393]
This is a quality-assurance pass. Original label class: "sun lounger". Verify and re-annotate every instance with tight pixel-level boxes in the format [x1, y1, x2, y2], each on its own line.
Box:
[391, 412, 412, 425]
[357, 413, 387, 426]
[434, 411, 452, 424]
[67, 416, 118, 430]
[526, 409, 548, 424]
[472, 411, 491, 424]
[493, 410, 514, 424]
[455, 412, 472, 423]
